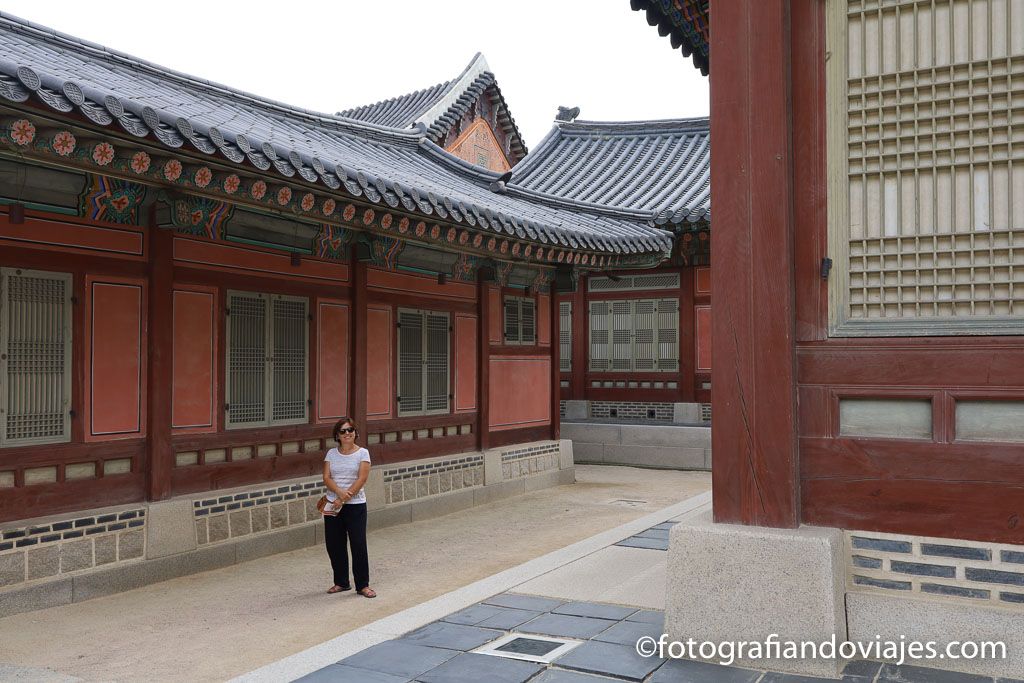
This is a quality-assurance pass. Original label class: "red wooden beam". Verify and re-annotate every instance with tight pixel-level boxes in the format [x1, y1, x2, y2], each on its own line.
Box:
[710, 0, 800, 527]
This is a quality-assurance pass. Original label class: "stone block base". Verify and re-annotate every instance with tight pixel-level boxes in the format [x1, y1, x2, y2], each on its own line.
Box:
[665, 510, 846, 678]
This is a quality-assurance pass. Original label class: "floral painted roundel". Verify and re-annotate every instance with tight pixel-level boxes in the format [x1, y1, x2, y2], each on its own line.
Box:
[92, 142, 114, 166]
[10, 119, 35, 146]
[164, 159, 183, 182]
[130, 151, 151, 174]
[52, 131, 76, 156]
[301, 193, 315, 211]
[277, 187, 292, 205]
[194, 167, 213, 188]
[362, 209, 375, 225]
[430, 224, 441, 240]
[415, 222, 427, 237]
[322, 198, 336, 216]
[343, 204, 356, 221]
[459, 230, 469, 245]
[473, 234, 483, 248]
[398, 217, 410, 233]
[381, 213, 393, 230]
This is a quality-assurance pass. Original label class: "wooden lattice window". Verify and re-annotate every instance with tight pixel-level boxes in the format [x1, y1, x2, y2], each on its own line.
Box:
[559, 301, 572, 373]
[0, 268, 72, 447]
[225, 291, 308, 428]
[504, 296, 536, 345]
[397, 309, 450, 417]
[827, 0, 1024, 335]
[589, 299, 678, 372]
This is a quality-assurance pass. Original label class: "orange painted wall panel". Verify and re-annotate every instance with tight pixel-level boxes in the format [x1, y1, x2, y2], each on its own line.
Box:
[366, 305, 393, 419]
[87, 280, 146, 439]
[172, 288, 216, 431]
[367, 268, 476, 301]
[317, 300, 350, 422]
[696, 305, 712, 371]
[695, 267, 712, 294]
[454, 314, 478, 413]
[488, 286, 502, 343]
[537, 295, 551, 345]
[488, 356, 551, 431]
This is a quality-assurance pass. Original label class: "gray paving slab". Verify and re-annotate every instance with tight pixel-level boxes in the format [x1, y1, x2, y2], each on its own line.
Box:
[551, 601, 637, 621]
[400, 622, 503, 651]
[634, 528, 671, 540]
[415, 652, 542, 683]
[624, 609, 665, 627]
[615, 537, 669, 551]
[533, 669, 619, 682]
[337, 641, 456, 679]
[516, 613, 618, 640]
[441, 604, 510, 626]
[841, 660, 883, 681]
[877, 663, 994, 682]
[760, 672, 839, 682]
[591, 619, 664, 646]
[475, 607, 544, 630]
[649, 658, 762, 682]
[651, 522, 679, 530]
[553, 640, 666, 681]
[482, 593, 565, 612]
[296, 663, 411, 682]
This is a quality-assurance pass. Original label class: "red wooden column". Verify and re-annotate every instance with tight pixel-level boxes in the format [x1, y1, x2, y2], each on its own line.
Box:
[549, 280, 561, 441]
[477, 275, 492, 451]
[351, 255, 368, 430]
[570, 274, 587, 400]
[146, 220, 173, 500]
[678, 268, 697, 404]
[710, 0, 800, 528]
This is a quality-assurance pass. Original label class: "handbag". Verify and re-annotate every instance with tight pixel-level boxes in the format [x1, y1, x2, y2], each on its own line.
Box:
[317, 495, 342, 516]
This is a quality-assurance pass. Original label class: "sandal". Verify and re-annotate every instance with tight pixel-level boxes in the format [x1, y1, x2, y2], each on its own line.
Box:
[327, 585, 351, 594]
[357, 587, 377, 598]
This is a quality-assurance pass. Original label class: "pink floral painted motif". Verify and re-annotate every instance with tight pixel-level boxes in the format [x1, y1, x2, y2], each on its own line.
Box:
[487, 237, 496, 252]
[582, 254, 589, 265]
[415, 222, 427, 237]
[430, 224, 441, 239]
[194, 167, 213, 188]
[362, 209, 375, 225]
[499, 241, 508, 254]
[524, 245, 532, 258]
[250, 180, 267, 200]
[512, 243, 520, 257]
[535, 248, 544, 261]
[473, 234, 483, 248]
[277, 187, 292, 205]
[459, 231, 469, 245]
[92, 142, 115, 166]
[110, 195, 130, 212]
[381, 213, 393, 230]
[343, 204, 356, 221]
[52, 131, 76, 156]
[398, 217, 410, 234]
[163, 159, 183, 181]
[322, 198, 336, 216]
[446, 227, 456, 242]
[557, 251, 565, 263]
[301, 193, 315, 212]
[223, 174, 240, 194]
[130, 151, 151, 174]
[10, 119, 35, 146]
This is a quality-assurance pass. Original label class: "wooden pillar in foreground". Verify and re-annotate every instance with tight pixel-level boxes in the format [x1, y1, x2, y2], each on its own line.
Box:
[710, 0, 800, 528]
[146, 220, 173, 501]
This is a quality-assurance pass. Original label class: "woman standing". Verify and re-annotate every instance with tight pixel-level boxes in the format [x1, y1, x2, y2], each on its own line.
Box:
[322, 418, 376, 598]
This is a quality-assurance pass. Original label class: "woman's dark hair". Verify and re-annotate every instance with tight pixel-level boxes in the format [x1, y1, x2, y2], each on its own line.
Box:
[332, 417, 358, 442]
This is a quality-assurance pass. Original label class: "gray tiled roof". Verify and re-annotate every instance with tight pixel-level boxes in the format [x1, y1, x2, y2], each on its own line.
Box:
[339, 53, 527, 163]
[0, 14, 670, 257]
[509, 117, 710, 226]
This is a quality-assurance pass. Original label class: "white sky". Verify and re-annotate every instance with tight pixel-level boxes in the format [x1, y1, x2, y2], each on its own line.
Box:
[3, 0, 709, 149]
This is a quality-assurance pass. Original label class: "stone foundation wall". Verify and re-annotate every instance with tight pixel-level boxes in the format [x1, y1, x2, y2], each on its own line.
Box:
[0, 439, 573, 617]
[846, 529, 1024, 609]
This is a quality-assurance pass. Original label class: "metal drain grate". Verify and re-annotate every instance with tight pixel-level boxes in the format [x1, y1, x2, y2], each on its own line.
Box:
[473, 633, 582, 664]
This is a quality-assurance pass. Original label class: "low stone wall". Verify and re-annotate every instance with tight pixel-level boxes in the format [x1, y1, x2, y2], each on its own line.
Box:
[562, 422, 710, 470]
[560, 400, 711, 424]
[0, 439, 573, 617]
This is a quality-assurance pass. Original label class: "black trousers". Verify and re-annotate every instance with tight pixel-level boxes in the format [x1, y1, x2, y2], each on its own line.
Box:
[323, 503, 369, 590]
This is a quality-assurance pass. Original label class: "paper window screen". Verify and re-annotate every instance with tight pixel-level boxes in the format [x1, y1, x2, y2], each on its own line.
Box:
[226, 292, 267, 427]
[559, 301, 572, 372]
[504, 297, 520, 342]
[611, 300, 633, 371]
[589, 301, 611, 371]
[397, 310, 424, 415]
[0, 269, 72, 446]
[828, 0, 1024, 335]
[633, 300, 657, 371]
[270, 297, 308, 423]
[657, 298, 679, 371]
[521, 299, 536, 344]
[424, 312, 450, 413]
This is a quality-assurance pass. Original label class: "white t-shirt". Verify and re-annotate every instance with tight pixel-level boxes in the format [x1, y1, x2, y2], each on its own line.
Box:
[324, 447, 371, 504]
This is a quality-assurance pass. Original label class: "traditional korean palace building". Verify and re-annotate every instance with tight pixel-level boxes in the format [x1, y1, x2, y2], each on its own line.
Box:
[632, 0, 1024, 678]
[0, 14, 706, 608]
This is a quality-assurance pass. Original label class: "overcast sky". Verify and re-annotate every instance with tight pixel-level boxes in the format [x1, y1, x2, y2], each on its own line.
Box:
[3, 1, 708, 149]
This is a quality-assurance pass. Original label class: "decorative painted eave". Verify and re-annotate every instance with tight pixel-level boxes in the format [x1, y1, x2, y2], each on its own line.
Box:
[629, 0, 710, 75]
[0, 13, 671, 267]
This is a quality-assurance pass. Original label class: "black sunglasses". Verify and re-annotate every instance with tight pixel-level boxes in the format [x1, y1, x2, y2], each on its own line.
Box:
[337, 427, 356, 435]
